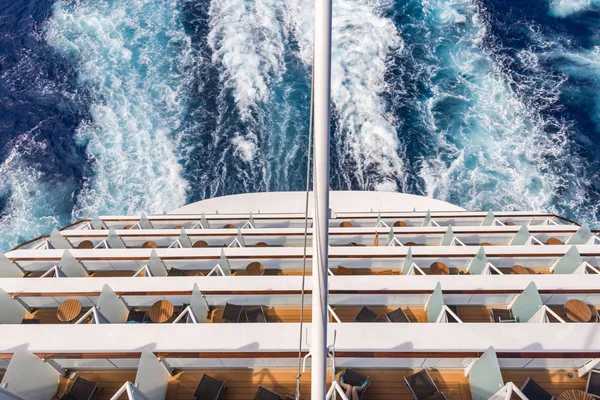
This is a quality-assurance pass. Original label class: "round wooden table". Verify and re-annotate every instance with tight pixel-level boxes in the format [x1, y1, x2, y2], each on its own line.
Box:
[511, 265, 530, 275]
[57, 299, 82, 323]
[393, 220, 407, 227]
[339, 221, 353, 228]
[405, 242, 417, 246]
[480, 242, 492, 246]
[173, 225, 183, 230]
[149, 300, 174, 323]
[430, 262, 449, 275]
[192, 240, 208, 248]
[246, 262, 265, 276]
[255, 242, 269, 247]
[223, 224, 236, 229]
[557, 390, 594, 400]
[123, 225, 133, 230]
[546, 237, 564, 245]
[505, 221, 515, 226]
[77, 240, 94, 249]
[141, 241, 157, 248]
[565, 299, 592, 323]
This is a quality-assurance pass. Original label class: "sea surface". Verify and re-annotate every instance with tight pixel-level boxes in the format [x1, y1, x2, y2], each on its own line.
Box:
[0, 0, 599, 250]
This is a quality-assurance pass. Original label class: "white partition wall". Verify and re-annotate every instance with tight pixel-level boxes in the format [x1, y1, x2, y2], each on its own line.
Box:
[553, 246, 583, 274]
[48, 229, 72, 250]
[133, 349, 170, 400]
[96, 284, 129, 323]
[468, 347, 504, 400]
[190, 284, 209, 323]
[426, 283, 444, 322]
[511, 282, 543, 322]
[0, 288, 26, 324]
[58, 251, 88, 277]
[0, 350, 60, 400]
[147, 251, 168, 277]
[0, 254, 23, 278]
[107, 230, 126, 249]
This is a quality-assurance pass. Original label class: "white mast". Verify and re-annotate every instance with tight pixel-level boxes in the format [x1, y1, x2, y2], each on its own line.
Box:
[312, 0, 332, 395]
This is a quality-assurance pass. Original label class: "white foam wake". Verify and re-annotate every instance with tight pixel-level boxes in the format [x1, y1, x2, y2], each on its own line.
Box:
[548, 0, 600, 18]
[45, 0, 190, 217]
[416, 0, 575, 212]
[285, 0, 405, 191]
[208, 0, 287, 161]
[0, 134, 74, 250]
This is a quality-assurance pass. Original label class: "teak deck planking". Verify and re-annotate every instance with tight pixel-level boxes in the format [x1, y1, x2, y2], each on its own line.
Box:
[49, 368, 588, 400]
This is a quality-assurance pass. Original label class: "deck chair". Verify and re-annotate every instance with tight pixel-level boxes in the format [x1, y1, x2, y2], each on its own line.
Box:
[404, 370, 444, 400]
[339, 369, 370, 399]
[354, 306, 379, 323]
[193, 374, 226, 400]
[60, 377, 100, 400]
[586, 369, 600, 399]
[385, 307, 410, 323]
[253, 386, 282, 400]
[490, 308, 516, 323]
[127, 310, 147, 323]
[222, 303, 244, 323]
[167, 267, 186, 276]
[245, 306, 267, 323]
[521, 377, 554, 400]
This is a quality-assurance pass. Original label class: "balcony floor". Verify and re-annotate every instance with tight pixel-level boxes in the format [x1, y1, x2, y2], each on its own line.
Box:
[49, 367, 588, 400]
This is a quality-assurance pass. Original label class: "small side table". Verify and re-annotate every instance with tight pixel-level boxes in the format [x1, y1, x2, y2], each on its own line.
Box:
[57, 299, 82, 323]
[149, 300, 174, 323]
[510, 265, 529, 275]
[546, 237, 564, 245]
[77, 240, 94, 249]
[565, 299, 592, 323]
[246, 262, 265, 276]
[430, 262, 449, 275]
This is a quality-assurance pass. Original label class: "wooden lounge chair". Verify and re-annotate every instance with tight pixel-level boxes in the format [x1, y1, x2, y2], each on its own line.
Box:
[245, 306, 267, 323]
[193, 374, 226, 400]
[222, 303, 243, 323]
[586, 370, 600, 399]
[60, 377, 100, 400]
[253, 386, 282, 400]
[490, 308, 515, 323]
[354, 306, 379, 322]
[521, 377, 554, 400]
[404, 370, 445, 400]
[385, 307, 410, 323]
[339, 369, 370, 399]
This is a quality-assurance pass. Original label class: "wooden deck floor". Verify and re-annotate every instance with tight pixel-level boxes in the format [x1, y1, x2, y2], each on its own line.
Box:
[26, 304, 599, 324]
[51, 367, 587, 400]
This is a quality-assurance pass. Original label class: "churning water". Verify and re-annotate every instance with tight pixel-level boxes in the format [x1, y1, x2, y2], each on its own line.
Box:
[0, 0, 599, 249]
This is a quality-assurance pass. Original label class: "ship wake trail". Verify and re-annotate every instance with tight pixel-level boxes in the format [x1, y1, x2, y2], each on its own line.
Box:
[45, 0, 191, 217]
[200, 0, 290, 195]
[393, 0, 587, 214]
[285, 0, 406, 192]
[548, 0, 600, 17]
[0, 135, 76, 249]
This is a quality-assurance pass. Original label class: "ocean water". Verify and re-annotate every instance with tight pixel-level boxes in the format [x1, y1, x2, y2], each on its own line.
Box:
[0, 0, 599, 250]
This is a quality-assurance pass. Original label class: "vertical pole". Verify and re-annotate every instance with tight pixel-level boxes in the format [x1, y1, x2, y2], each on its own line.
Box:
[312, 0, 332, 395]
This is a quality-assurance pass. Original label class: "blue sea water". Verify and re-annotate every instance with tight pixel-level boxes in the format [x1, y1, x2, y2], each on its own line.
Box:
[0, 0, 599, 250]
